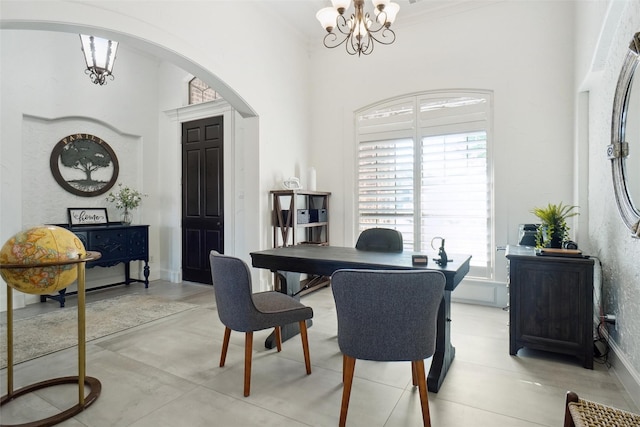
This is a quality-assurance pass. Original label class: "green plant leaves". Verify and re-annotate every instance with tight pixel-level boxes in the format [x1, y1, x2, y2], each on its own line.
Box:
[530, 202, 579, 248]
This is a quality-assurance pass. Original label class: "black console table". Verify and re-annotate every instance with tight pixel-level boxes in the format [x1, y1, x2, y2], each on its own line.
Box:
[42, 223, 150, 307]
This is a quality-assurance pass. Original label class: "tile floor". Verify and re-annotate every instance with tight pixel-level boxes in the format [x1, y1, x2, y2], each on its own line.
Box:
[1, 280, 638, 426]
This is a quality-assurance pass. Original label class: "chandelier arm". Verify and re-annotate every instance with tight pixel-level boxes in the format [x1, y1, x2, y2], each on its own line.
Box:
[334, 14, 355, 36]
[346, 35, 359, 55]
[358, 35, 374, 56]
[367, 27, 396, 45]
[323, 32, 351, 50]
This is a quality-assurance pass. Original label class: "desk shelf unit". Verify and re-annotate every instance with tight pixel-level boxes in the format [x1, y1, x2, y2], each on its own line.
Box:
[271, 190, 330, 295]
[271, 190, 330, 247]
[506, 245, 594, 369]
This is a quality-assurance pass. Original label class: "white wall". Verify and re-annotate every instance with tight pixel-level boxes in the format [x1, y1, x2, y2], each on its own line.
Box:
[0, 0, 312, 308]
[1, 0, 639, 403]
[0, 29, 162, 307]
[576, 0, 640, 406]
[309, 1, 577, 305]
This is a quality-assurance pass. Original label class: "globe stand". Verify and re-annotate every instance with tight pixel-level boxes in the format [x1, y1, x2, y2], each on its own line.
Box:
[1, 251, 102, 427]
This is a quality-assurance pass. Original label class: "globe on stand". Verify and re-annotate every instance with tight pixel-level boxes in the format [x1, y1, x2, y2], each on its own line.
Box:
[0, 225, 86, 295]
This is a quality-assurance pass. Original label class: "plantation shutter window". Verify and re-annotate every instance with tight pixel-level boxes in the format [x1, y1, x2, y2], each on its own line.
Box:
[357, 92, 493, 279]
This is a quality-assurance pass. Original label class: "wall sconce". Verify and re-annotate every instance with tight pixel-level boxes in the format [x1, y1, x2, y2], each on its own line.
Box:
[79, 35, 118, 85]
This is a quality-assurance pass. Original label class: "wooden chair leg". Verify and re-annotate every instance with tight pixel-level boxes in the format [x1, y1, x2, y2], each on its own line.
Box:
[220, 327, 231, 367]
[274, 326, 282, 352]
[342, 355, 346, 383]
[244, 331, 253, 397]
[413, 360, 431, 427]
[411, 360, 418, 386]
[299, 320, 312, 374]
[340, 355, 356, 427]
[564, 391, 579, 427]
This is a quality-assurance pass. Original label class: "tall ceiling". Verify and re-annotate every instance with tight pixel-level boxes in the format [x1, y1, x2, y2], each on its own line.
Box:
[275, 0, 501, 43]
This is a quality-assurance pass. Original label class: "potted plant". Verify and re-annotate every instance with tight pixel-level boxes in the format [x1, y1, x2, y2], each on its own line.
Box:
[106, 184, 146, 225]
[530, 202, 579, 248]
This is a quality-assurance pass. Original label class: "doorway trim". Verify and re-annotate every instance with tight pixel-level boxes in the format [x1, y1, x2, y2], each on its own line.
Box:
[165, 101, 236, 283]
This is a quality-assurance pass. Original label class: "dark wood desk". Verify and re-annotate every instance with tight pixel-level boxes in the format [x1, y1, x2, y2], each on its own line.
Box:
[250, 245, 471, 392]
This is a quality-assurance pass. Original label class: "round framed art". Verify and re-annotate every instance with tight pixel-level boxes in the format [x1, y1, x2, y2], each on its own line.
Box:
[50, 133, 119, 197]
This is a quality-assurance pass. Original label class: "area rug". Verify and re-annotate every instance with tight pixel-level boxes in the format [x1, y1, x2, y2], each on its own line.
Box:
[0, 294, 198, 368]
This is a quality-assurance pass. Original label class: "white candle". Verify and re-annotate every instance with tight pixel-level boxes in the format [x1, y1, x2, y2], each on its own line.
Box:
[308, 167, 317, 191]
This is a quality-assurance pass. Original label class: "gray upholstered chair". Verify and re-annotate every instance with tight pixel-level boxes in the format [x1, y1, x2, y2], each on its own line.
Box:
[355, 228, 404, 252]
[209, 251, 313, 397]
[330, 269, 446, 427]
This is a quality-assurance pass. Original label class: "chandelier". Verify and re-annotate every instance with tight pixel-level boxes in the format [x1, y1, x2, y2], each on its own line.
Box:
[79, 35, 119, 85]
[316, 0, 400, 56]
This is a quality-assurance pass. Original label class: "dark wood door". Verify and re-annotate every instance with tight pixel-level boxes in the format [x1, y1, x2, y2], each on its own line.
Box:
[182, 116, 224, 284]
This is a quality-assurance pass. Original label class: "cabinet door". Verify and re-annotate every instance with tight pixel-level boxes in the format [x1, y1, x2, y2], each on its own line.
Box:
[513, 259, 589, 348]
[128, 227, 148, 259]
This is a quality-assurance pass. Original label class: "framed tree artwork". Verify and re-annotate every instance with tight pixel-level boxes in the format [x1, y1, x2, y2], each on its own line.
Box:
[50, 133, 119, 197]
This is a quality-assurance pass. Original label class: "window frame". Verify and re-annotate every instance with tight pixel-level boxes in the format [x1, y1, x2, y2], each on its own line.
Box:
[355, 90, 494, 280]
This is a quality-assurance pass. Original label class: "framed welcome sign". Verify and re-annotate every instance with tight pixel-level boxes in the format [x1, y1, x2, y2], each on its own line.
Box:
[68, 208, 109, 226]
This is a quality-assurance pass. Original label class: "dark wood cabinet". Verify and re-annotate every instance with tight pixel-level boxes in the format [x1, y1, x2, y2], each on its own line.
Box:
[506, 246, 594, 369]
[44, 223, 150, 306]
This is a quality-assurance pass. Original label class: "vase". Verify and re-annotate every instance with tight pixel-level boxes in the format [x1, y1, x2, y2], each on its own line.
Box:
[121, 208, 132, 225]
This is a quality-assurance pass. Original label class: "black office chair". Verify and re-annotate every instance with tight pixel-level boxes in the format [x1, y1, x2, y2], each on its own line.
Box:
[209, 251, 313, 397]
[355, 228, 403, 252]
[331, 269, 446, 427]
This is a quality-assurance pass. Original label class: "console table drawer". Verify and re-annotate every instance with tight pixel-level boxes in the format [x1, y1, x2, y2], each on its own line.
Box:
[90, 229, 128, 265]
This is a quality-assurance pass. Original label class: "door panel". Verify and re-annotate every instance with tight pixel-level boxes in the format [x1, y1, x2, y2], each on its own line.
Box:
[182, 116, 223, 284]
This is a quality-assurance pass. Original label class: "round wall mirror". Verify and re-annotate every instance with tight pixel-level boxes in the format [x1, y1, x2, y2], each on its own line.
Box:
[610, 31, 640, 238]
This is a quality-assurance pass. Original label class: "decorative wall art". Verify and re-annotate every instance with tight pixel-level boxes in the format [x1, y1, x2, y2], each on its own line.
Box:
[50, 133, 119, 197]
[67, 207, 109, 226]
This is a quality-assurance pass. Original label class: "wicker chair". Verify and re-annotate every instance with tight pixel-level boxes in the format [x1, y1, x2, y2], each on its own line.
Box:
[209, 251, 313, 397]
[564, 391, 640, 427]
[331, 269, 446, 427]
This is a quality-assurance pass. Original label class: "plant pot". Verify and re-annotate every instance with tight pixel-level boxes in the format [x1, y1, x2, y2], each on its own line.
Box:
[548, 234, 563, 248]
[540, 225, 563, 248]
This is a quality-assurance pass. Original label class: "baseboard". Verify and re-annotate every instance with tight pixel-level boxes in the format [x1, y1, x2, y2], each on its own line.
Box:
[607, 338, 640, 411]
[452, 279, 508, 308]
[160, 268, 182, 283]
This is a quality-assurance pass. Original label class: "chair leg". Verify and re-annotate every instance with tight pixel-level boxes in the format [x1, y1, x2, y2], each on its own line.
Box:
[220, 327, 231, 367]
[299, 320, 312, 374]
[342, 355, 346, 383]
[340, 355, 356, 427]
[413, 360, 431, 427]
[274, 326, 282, 352]
[411, 360, 418, 386]
[564, 391, 579, 427]
[244, 331, 253, 397]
